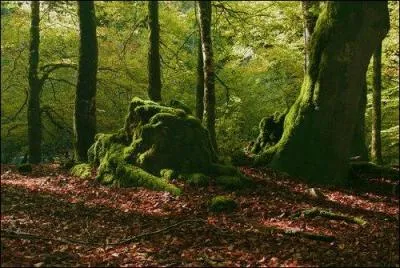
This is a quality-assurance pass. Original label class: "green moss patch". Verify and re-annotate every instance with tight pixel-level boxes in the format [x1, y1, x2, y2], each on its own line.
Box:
[70, 163, 92, 179]
[209, 195, 238, 213]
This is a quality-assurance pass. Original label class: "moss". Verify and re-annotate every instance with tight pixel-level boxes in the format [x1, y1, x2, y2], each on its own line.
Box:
[160, 169, 177, 180]
[17, 163, 32, 173]
[209, 196, 238, 213]
[168, 99, 192, 115]
[116, 165, 181, 195]
[88, 97, 248, 194]
[294, 207, 367, 225]
[70, 163, 92, 179]
[251, 111, 286, 154]
[186, 173, 209, 187]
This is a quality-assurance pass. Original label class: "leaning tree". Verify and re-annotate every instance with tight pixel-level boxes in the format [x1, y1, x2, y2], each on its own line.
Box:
[255, 2, 389, 184]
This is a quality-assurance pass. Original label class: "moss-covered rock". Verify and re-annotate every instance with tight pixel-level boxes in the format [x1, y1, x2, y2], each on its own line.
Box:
[209, 196, 238, 213]
[88, 97, 251, 195]
[17, 163, 32, 173]
[70, 163, 92, 179]
[251, 111, 286, 154]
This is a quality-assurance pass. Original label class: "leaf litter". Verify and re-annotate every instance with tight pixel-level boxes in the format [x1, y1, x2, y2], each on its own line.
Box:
[1, 164, 399, 267]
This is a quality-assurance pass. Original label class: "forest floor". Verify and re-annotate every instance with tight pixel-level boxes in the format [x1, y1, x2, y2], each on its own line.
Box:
[1, 163, 399, 267]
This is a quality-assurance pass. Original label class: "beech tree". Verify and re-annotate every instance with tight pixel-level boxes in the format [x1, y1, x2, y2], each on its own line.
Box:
[147, 1, 161, 102]
[256, 2, 389, 184]
[196, 26, 204, 121]
[27, 1, 41, 164]
[302, 1, 319, 73]
[371, 42, 383, 165]
[198, 0, 217, 152]
[74, 1, 98, 162]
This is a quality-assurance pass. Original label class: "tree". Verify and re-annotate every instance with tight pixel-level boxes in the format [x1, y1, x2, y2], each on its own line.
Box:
[302, 1, 319, 73]
[371, 41, 383, 165]
[350, 80, 368, 160]
[195, 23, 204, 121]
[198, 1, 217, 152]
[147, 1, 161, 102]
[256, 2, 389, 184]
[74, 1, 98, 162]
[27, 1, 41, 164]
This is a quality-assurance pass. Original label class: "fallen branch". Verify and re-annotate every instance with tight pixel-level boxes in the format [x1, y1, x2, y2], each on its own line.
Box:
[261, 226, 335, 242]
[1, 219, 205, 247]
[291, 208, 367, 225]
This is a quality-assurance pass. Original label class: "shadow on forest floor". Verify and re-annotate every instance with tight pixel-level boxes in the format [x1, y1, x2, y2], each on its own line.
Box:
[1, 164, 399, 267]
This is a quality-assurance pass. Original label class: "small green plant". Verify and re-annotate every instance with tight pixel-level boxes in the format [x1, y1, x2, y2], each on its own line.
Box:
[209, 195, 238, 213]
[17, 163, 32, 173]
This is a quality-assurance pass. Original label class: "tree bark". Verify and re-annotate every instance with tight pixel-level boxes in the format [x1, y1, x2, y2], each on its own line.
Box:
[350, 80, 368, 161]
[302, 1, 319, 73]
[257, 2, 389, 184]
[198, 1, 218, 152]
[147, 1, 161, 102]
[74, 1, 98, 162]
[27, 1, 41, 164]
[195, 34, 204, 121]
[371, 42, 383, 165]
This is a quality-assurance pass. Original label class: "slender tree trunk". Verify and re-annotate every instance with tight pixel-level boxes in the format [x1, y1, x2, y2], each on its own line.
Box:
[27, 1, 41, 164]
[198, 1, 217, 152]
[256, 2, 389, 184]
[302, 1, 319, 73]
[371, 42, 383, 165]
[74, 1, 98, 162]
[147, 1, 161, 102]
[196, 35, 204, 121]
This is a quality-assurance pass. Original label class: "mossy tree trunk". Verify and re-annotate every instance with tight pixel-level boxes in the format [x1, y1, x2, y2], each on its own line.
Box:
[262, 2, 389, 184]
[147, 1, 161, 102]
[74, 1, 98, 162]
[371, 42, 383, 165]
[196, 34, 204, 121]
[198, 1, 218, 152]
[302, 1, 319, 73]
[27, 1, 41, 164]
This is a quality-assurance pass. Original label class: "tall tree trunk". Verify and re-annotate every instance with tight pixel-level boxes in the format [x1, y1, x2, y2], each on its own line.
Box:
[74, 1, 98, 162]
[256, 2, 389, 184]
[27, 1, 41, 164]
[371, 42, 383, 165]
[302, 1, 319, 73]
[147, 1, 161, 102]
[198, 1, 217, 152]
[350, 79, 369, 160]
[196, 35, 204, 121]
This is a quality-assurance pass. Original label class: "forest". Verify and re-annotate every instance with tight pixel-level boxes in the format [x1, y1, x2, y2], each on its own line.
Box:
[1, 1, 399, 267]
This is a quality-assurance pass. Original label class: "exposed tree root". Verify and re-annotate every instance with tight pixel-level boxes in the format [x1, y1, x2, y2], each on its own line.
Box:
[291, 208, 367, 225]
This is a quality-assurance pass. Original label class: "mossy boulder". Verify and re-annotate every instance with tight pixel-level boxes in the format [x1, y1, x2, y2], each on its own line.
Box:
[70, 163, 92, 179]
[88, 97, 251, 195]
[186, 173, 210, 187]
[251, 111, 286, 154]
[209, 196, 238, 213]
